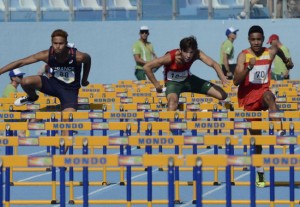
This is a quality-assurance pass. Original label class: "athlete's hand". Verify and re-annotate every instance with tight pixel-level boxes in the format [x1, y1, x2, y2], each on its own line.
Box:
[155, 84, 164, 93]
[286, 58, 294, 70]
[221, 76, 230, 87]
[249, 57, 256, 69]
[81, 80, 89, 87]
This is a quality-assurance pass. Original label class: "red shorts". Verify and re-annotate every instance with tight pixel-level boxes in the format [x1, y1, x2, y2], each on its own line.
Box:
[243, 100, 269, 122]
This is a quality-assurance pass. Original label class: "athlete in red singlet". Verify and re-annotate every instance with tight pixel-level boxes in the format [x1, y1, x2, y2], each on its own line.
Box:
[144, 36, 229, 112]
[233, 25, 293, 188]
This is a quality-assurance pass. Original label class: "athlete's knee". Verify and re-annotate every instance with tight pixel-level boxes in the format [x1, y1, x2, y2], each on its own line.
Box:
[21, 76, 41, 88]
[20, 77, 32, 86]
[263, 93, 274, 103]
[255, 145, 263, 154]
[220, 91, 228, 100]
[168, 100, 178, 111]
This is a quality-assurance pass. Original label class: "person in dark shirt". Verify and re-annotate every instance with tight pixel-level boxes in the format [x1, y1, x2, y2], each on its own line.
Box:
[0, 29, 91, 111]
[0, 29, 91, 147]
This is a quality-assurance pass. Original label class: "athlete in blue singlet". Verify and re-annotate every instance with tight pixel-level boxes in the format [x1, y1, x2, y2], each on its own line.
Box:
[0, 29, 91, 112]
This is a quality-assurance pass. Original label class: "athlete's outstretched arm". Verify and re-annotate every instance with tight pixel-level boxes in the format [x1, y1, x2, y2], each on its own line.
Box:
[144, 53, 171, 93]
[77, 51, 91, 87]
[0, 50, 48, 76]
[198, 50, 229, 86]
[233, 52, 249, 86]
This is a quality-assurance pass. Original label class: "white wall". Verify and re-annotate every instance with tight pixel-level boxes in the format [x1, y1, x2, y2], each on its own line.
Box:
[0, 19, 299, 90]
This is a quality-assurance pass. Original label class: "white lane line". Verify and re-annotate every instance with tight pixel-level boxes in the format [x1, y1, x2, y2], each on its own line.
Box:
[179, 172, 250, 207]
[17, 171, 52, 182]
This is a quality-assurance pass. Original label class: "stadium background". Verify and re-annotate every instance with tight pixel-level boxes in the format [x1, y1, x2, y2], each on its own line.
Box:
[0, 19, 299, 89]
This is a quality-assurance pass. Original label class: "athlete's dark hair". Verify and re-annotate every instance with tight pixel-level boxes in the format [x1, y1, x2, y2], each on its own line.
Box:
[51, 29, 68, 41]
[248, 25, 264, 37]
[180, 36, 198, 51]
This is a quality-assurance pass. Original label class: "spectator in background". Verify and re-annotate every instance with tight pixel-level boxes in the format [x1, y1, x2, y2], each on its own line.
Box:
[287, 0, 300, 17]
[2, 68, 25, 98]
[219, 27, 239, 80]
[2, 68, 28, 137]
[267, 34, 293, 80]
[132, 26, 157, 80]
[276, 0, 300, 18]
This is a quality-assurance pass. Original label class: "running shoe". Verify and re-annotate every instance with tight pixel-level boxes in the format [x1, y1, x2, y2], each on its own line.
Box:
[14, 96, 39, 106]
[256, 172, 266, 188]
[277, 130, 285, 136]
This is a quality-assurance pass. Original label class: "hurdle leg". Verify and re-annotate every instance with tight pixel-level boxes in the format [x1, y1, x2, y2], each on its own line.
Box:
[51, 146, 58, 204]
[119, 145, 125, 185]
[174, 145, 182, 204]
[0, 161, 3, 207]
[168, 158, 175, 207]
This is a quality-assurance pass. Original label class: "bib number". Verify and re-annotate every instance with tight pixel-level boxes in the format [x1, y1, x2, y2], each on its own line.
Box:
[54, 69, 75, 83]
[249, 67, 268, 84]
[167, 70, 188, 82]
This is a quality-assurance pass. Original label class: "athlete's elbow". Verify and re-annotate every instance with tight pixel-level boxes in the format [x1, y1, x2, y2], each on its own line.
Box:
[233, 78, 240, 86]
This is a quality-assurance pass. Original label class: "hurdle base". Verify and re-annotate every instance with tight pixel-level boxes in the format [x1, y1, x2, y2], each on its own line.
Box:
[137, 146, 141, 149]
[243, 167, 249, 171]
[120, 182, 125, 186]
[10, 182, 14, 186]
[79, 181, 83, 186]
[144, 167, 148, 171]
[213, 182, 221, 186]
[51, 200, 59, 204]
[192, 200, 196, 204]
[158, 168, 163, 171]
[231, 182, 235, 185]
[46, 167, 51, 172]
[68, 200, 75, 204]
[174, 200, 183, 204]
[218, 146, 222, 149]
[102, 182, 110, 186]
[206, 146, 211, 149]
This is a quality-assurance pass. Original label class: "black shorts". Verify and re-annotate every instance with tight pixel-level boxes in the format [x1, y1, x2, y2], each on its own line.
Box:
[165, 75, 213, 97]
[40, 76, 79, 110]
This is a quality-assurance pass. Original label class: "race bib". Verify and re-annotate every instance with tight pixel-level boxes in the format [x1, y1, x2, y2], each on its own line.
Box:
[54, 69, 75, 84]
[167, 70, 188, 82]
[248, 65, 268, 84]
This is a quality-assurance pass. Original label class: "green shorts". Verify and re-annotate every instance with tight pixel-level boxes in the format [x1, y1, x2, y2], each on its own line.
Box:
[134, 69, 146, 80]
[165, 75, 213, 97]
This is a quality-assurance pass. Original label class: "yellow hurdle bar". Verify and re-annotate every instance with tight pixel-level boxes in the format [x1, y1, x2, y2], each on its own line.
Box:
[53, 154, 120, 167]
[108, 122, 139, 131]
[242, 135, 277, 145]
[5, 154, 300, 168]
[287, 97, 300, 102]
[159, 111, 185, 119]
[103, 111, 145, 119]
[74, 136, 110, 146]
[140, 122, 170, 131]
[0, 112, 22, 120]
[35, 112, 62, 119]
[0, 136, 19, 146]
[0, 97, 58, 104]
[185, 96, 219, 103]
[187, 121, 234, 130]
[129, 136, 185, 146]
[252, 154, 300, 167]
[186, 111, 213, 119]
[39, 136, 74, 147]
[204, 135, 239, 146]
[44, 122, 92, 130]
[227, 111, 269, 119]
[91, 97, 121, 104]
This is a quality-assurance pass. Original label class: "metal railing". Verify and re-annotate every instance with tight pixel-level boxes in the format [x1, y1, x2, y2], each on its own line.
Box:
[0, 0, 296, 22]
